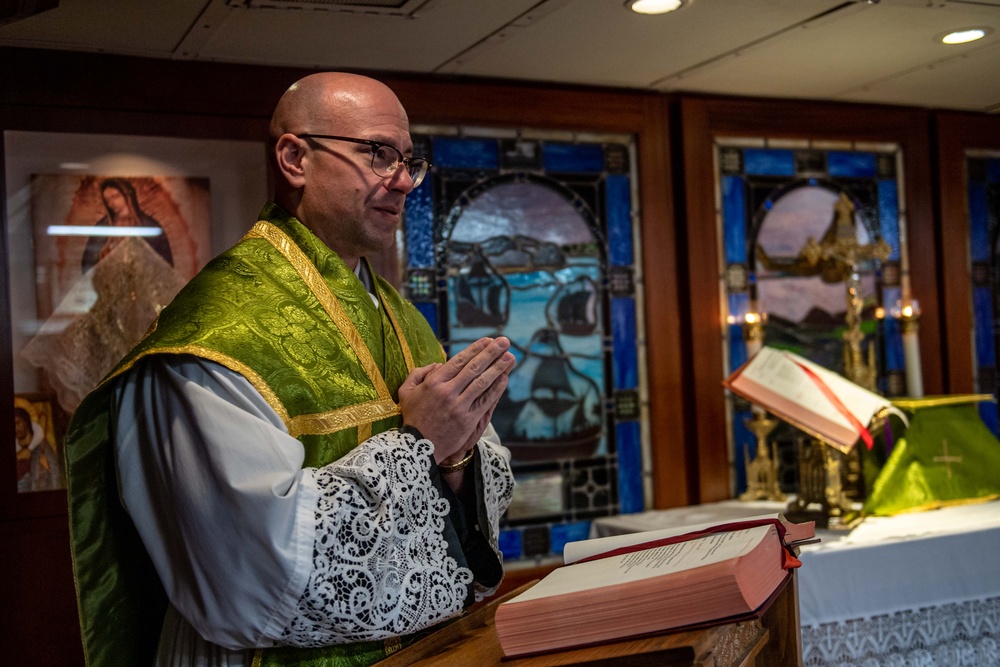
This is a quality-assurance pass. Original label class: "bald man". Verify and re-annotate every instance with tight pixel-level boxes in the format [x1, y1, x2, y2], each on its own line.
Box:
[65, 73, 516, 667]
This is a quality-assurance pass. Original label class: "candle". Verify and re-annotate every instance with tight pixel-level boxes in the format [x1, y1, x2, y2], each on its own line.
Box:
[743, 311, 764, 359]
[743, 311, 766, 415]
[897, 301, 923, 398]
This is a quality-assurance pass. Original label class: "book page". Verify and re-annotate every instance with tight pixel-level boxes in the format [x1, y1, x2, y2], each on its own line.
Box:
[506, 526, 772, 604]
[738, 347, 888, 430]
[563, 513, 799, 564]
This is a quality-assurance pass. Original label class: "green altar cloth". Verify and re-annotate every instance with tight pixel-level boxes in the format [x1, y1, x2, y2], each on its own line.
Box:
[863, 395, 1000, 516]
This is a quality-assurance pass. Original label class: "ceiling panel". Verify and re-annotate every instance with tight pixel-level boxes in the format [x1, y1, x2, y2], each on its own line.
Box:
[840, 39, 1000, 110]
[649, 1, 1000, 109]
[194, 0, 541, 70]
[0, 0, 208, 55]
[435, 0, 849, 88]
[1, 0, 998, 112]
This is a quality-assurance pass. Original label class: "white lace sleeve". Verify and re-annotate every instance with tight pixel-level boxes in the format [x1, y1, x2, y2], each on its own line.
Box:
[280, 429, 472, 647]
[472, 429, 516, 601]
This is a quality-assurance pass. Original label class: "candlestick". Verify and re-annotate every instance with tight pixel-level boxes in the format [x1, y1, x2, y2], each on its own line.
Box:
[743, 311, 765, 359]
[743, 311, 766, 415]
[894, 300, 923, 398]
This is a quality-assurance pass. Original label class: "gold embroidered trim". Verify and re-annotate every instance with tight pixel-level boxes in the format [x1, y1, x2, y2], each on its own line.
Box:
[103, 345, 293, 426]
[357, 422, 372, 444]
[251, 649, 263, 667]
[246, 221, 392, 400]
[374, 276, 415, 373]
[874, 493, 1000, 516]
[891, 394, 996, 410]
[288, 398, 398, 438]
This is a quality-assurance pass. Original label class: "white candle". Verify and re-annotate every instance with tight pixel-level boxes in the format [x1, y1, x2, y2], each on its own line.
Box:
[902, 328, 923, 397]
[897, 301, 923, 398]
[744, 312, 763, 359]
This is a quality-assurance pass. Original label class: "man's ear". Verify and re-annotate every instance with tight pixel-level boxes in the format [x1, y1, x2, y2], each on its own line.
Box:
[275, 134, 307, 189]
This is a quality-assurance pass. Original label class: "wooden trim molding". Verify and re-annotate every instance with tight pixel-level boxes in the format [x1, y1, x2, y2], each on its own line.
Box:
[935, 112, 1000, 393]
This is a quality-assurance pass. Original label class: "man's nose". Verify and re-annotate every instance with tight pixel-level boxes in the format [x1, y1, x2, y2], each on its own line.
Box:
[386, 165, 416, 194]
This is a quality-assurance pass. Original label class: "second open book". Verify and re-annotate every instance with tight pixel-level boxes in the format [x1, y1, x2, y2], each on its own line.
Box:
[493, 514, 816, 658]
[724, 345, 893, 452]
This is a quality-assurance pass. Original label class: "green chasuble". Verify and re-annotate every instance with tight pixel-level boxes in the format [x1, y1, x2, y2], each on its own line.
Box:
[65, 203, 446, 667]
[863, 395, 1000, 516]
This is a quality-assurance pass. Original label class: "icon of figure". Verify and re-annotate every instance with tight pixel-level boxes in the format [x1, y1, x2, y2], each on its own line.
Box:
[81, 178, 174, 273]
[14, 404, 59, 492]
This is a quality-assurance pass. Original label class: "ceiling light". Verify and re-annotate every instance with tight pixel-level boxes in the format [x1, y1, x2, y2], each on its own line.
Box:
[627, 0, 684, 15]
[941, 28, 990, 45]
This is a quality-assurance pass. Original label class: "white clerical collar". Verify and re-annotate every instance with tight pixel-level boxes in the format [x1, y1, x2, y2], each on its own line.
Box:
[354, 260, 379, 308]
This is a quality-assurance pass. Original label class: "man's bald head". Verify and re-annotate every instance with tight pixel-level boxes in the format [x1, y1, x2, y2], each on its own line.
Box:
[269, 72, 406, 141]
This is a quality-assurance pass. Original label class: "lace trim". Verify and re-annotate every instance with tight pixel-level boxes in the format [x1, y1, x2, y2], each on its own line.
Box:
[279, 430, 472, 646]
[802, 595, 1000, 666]
[474, 442, 516, 601]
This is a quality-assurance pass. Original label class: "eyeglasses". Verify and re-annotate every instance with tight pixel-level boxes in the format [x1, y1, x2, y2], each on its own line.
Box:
[296, 134, 431, 188]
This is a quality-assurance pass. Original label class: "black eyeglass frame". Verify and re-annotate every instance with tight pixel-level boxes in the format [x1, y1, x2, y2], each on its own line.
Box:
[295, 133, 431, 187]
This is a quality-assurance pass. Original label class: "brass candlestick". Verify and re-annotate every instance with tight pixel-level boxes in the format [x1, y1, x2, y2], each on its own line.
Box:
[739, 413, 785, 502]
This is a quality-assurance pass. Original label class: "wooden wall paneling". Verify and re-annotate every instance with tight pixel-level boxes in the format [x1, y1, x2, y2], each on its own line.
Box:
[679, 96, 938, 504]
[0, 515, 83, 666]
[934, 112, 1000, 393]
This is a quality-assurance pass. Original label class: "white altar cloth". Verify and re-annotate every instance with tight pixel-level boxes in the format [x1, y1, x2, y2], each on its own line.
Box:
[591, 499, 1000, 666]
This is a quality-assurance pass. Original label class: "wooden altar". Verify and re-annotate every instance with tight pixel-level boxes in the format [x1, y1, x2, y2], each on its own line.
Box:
[376, 574, 802, 667]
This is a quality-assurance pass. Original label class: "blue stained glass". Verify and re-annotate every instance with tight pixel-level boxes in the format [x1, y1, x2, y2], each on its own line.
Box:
[744, 149, 794, 176]
[883, 286, 904, 371]
[974, 286, 996, 367]
[732, 408, 754, 495]
[498, 529, 522, 561]
[550, 521, 592, 554]
[616, 421, 643, 513]
[968, 183, 990, 263]
[543, 142, 605, 173]
[878, 180, 901, 261]
[828, 151, 876, 178]
[979, 403, 999, 438]
[405, 180, 434, 268]
[729, 323, 747, 373]
[988, 158, 1000, 183]
[611, 297, 638, 389]
[728, 291, 749, 319]
[414, 302, 438, 337]
[432, 137, 498, 169]
[883, 316, 904, 371]
[723, 176, 747, 264]
[606, 174, 634, 266]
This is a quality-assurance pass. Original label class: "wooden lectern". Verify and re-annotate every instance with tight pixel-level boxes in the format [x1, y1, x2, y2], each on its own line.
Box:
[376, 573, 802, 667]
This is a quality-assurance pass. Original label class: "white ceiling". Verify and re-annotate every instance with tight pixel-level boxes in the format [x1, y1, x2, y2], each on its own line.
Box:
[3, 0, 1000, 113]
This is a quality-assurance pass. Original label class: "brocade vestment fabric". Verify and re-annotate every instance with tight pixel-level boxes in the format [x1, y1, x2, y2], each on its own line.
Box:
[65, 203, 515, 667]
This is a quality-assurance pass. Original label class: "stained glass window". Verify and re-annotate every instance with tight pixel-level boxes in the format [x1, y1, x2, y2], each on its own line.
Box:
[715, 139, 909, 495]
[404, 128, 647, 564]
[965, 153, 1000, 435]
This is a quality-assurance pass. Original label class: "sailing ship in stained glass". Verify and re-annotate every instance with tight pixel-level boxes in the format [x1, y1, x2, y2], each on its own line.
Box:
[403, 131, 647, 562]
[443, 179, 606, 464]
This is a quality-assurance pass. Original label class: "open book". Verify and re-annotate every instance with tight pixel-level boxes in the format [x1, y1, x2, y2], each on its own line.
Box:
[723, 346, 892, 453]
[493, 515, 815, 658]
